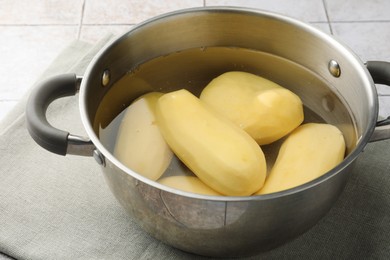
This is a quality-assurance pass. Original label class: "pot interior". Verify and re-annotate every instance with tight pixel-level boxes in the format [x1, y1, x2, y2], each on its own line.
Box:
[93, 46, 356, 173]
[81, 7, 376, 185]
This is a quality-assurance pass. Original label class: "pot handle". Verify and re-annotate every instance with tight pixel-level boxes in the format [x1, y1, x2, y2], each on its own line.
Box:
[366, 61, 390, 142]
[26, 73, 95, 156]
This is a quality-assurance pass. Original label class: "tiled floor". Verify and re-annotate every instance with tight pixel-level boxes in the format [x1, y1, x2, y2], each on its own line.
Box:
[1, 0, 390, 121]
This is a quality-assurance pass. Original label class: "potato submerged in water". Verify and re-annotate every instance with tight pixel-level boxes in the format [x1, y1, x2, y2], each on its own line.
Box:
[200, 71, 304, 145]
[158, 176, 222, 196]
[256, 123, 346, 195]
[155, 89, 266, 196]
[114, 92, 173, 181]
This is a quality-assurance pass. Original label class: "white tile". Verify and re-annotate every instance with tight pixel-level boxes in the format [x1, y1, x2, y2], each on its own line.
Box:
[0, 101, 18, 122]
[332, 22, 390, 62]
[0, 26, 78, 100]
[325, 0, 390, 22]
[378, 96, 390, 120]
[376, 85, 390, 96]
[83, 0, 204, 25]
[310, 22, 332, 35]
[206, 0, 327, 22]
[0, 0, 84, 25]
[79, 25, 133, 43]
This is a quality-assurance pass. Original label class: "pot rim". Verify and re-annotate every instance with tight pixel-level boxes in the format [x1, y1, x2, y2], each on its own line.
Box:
[80, 6, 378, 202]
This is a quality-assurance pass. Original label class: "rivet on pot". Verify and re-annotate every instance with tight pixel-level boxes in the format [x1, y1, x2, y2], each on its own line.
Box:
[102, 69, 111, 87]
[93, 149, 106, 167]
[328, 60, 341, 78]
[322, 94, 335, 112]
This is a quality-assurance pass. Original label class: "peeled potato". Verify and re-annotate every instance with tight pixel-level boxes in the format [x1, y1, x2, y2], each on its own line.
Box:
[158, 176, 222, 196]
[256, 123, 346, 195]
[114, 92, 173, 181]
[156, 89, 266, 196]
[200, 71, 304, 145]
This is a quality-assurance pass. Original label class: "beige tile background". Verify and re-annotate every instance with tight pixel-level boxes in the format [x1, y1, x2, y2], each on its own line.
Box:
[1, 0, 390, 120]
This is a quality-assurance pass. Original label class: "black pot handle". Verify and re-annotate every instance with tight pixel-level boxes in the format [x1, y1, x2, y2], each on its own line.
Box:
[26, 73, 95, 156]
[366, 61, 390, 142]
[366, 61, 390, 85]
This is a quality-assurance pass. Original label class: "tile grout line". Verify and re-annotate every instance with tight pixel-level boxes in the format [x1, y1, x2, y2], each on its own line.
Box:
[77, 0, 86, 39]
[0, 24, 79, 26]
[79, 23, 136, 26]
[1, 20, 389, 27]
[0, 23, 136, 27]
[329, 20, 390, 23]
[321, 0, 333, 35]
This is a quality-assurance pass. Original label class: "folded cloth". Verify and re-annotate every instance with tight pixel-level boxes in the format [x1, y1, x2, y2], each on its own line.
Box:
[0, 37, 389, 260]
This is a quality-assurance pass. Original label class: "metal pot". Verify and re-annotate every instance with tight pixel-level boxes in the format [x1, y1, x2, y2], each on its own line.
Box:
[26, 7, 390, 257]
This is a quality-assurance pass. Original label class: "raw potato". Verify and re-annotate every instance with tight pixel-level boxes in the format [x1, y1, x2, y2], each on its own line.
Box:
[114, 92, 173, 181]
[156, 89, 266, 196]
[256, 123, 346, 195]
[200, 71, 304, 145]
[158, 176, 222, 196]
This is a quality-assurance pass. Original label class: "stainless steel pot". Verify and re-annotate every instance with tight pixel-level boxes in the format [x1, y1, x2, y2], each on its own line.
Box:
[26, 7, 390, 257]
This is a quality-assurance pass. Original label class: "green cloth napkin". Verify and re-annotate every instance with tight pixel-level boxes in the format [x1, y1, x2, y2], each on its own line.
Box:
[0, 38, 389, 260]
